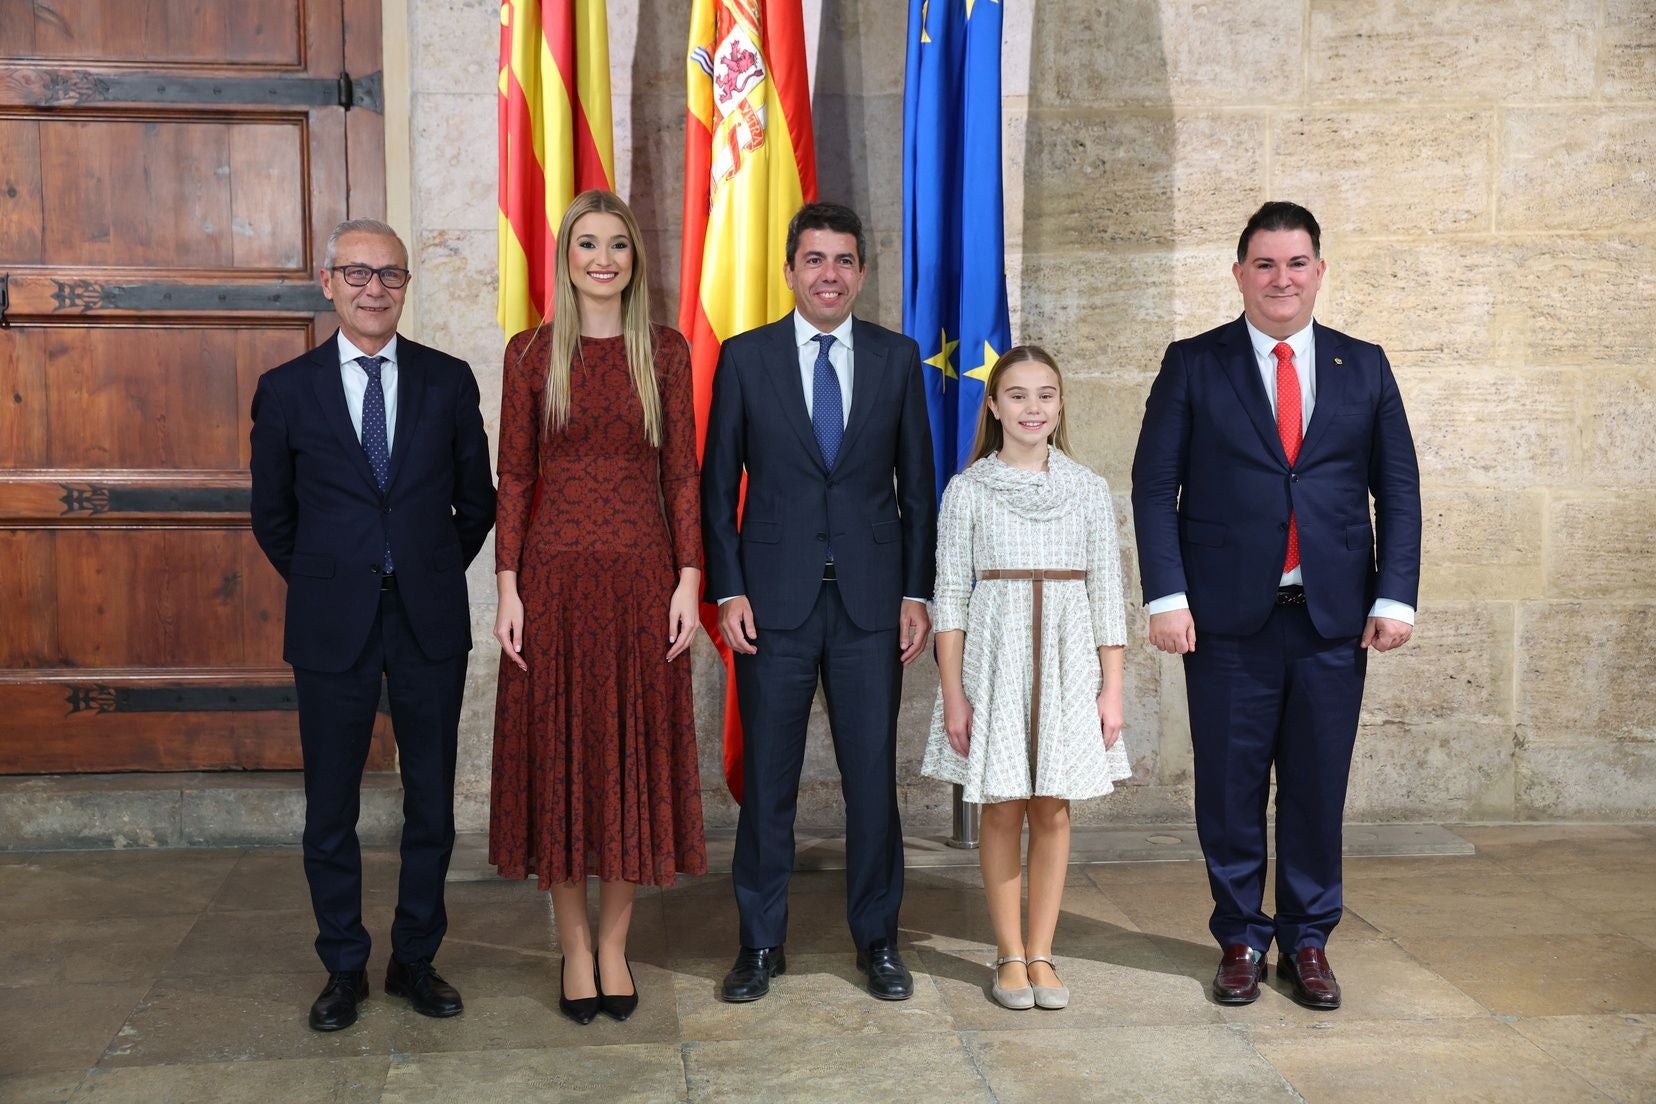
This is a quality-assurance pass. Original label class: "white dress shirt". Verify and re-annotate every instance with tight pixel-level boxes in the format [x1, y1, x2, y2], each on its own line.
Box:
[1145, 317, 1414, 625]
[337, 332, 400, 451]
[794, 310, 854, 425]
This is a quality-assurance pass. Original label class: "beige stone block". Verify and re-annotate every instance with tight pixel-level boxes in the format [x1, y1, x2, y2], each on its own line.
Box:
[1002, 104, 1028, 252]
[606, 2, 690, 99]
[381, 1044, 686, 1104]
[1023, 111, 1266, 251]
[1518, 739, 1656, 819]
[1401, 367, 1576, 485]
[1516, 601, 1656, 740]
[816, 1, 907, 98]
[1018, 248, 1240, 374]
[1271, 111, 1492, 235]
[1063, 376, 1154, 492]
[411, 93, 498, 231]
[1582, 367, 1656, 487]
[1502, 110, 1656, 232]
[1031, 0, 1303, 107]
[1345, 721, 1516, 821]
[1003, 1, 1034, 99]
[614, 93, 688, 234]
[412, 228, 501, 363]
[1546, 493, 1656, 599]
[1603, 0, 1656, 99]
[1419, 489, 1544, 601]
[1512, 1014, 1656, 1104]
[411, 0, 499, 96]
[1331, 237, 1656, 369]
[1362, 601, 1515, 725]
[1309, 0, 1597, 102]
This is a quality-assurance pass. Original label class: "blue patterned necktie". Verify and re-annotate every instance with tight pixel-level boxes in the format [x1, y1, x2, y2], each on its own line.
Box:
[811, 333, 843, 470]
[357, 355, 394, 573]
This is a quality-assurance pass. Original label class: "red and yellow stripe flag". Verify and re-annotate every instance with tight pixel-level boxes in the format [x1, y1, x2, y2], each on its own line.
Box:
[679, 0, 817, 802]
[498, 0, 615, 335]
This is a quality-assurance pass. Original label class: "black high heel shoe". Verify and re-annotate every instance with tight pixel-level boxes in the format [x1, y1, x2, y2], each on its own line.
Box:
[558, 956, 600, 1025]
[597, 956, 639, 1022]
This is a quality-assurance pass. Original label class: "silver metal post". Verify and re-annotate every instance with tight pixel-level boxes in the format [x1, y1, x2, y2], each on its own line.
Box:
[946, 783, 979, 849]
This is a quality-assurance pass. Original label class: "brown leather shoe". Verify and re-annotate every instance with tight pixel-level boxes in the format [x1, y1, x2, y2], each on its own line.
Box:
[1278, 947, 1341, 1010]
[1212, 944, 1265, 1004]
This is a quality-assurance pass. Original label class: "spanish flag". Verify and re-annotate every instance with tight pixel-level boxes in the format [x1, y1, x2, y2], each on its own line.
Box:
[679, 0, 816, 802]
[498, 0, 615, 335]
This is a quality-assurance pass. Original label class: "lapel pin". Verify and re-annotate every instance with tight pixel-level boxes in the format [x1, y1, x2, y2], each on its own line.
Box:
[1333, 357, 1343, 365]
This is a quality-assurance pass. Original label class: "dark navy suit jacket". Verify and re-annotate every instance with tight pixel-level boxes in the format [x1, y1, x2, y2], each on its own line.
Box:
[250, 333, 496, 672]
[701, 315, 937, 632]
[1131, 316, 1421, 640]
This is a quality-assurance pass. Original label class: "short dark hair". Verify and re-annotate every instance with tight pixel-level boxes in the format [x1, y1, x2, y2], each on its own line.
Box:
[1237, 201, 1321, 263]
[785, 202, 867, 269]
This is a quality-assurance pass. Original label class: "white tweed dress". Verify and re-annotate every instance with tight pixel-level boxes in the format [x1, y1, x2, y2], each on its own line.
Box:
[920, 447, 1131, 804]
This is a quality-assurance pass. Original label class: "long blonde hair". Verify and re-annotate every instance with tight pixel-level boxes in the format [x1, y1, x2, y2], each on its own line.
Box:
[967, 344, 1072, 464]
[543, 190, 661, 445]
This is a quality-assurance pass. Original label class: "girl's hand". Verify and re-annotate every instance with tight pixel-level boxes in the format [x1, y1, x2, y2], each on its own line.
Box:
[1097, 685, 1124, 750]
[495, 591, 528, 672]
[943, 688, 973, 757]
[666, 578, 700, 661]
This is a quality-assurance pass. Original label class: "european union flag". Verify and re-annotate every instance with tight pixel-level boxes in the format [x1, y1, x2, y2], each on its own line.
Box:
[903, 0, 1012, 499]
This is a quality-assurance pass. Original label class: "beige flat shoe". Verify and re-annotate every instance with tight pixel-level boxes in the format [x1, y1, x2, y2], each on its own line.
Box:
[990, 955, 1034, 1010]
[1028, 955, 1069, 1009]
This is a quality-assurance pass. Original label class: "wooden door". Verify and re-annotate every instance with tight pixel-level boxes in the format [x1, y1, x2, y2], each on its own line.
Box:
[0, 0, 394, 772]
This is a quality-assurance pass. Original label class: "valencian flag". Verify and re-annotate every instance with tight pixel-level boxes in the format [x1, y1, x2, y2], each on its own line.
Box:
[498, 0, 615, 335]
[680, 0, 816, 801]
[903, 0, 1012, 496]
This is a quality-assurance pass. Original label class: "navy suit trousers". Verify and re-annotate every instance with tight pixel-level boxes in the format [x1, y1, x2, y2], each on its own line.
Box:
[1183, 601, 1366, 955]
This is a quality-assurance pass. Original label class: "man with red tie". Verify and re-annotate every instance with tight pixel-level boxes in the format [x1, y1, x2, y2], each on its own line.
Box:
[1130, 202, 1421, 1009]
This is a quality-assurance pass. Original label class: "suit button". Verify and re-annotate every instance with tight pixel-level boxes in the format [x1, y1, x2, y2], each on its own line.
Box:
[1290, 474, 1299, 483]
[1279, 523, 1289, 532]
[815, 533, 827, 542]
[371, 564, 382, 574]
[382, 506, 392, 515]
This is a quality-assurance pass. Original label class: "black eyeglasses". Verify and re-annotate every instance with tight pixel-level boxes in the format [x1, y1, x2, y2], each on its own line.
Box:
[329, 264, 411, 289]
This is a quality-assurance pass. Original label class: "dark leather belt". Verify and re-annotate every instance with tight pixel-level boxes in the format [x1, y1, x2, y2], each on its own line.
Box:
[976, 568, 1089, 780]
[1275, 585, 1305, 606]
[379, 572, 397, 592]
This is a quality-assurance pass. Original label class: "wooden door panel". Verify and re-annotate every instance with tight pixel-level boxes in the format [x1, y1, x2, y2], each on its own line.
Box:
[0, 0, 388, 774]
[0, 1, 306, 68]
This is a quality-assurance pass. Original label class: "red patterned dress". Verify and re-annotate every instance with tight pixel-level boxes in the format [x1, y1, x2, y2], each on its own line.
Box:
[488, 324, 707, 888]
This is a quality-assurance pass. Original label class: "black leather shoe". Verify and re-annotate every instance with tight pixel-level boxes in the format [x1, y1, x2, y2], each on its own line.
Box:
[721, 945, 786, 1002]
[856, 939, 914, 1001]
[598, 957, 639, 1022]
[309, 969, 368, 1031]
[559, 956, 600, 1025]
[385, 958, 463, 1018]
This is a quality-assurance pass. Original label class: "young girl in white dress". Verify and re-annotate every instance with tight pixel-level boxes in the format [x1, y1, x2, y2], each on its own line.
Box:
[921, 345, 1130, 1010]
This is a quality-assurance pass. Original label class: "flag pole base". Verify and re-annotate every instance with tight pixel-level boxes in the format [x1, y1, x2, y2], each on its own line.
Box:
[946, 784, 979, 849]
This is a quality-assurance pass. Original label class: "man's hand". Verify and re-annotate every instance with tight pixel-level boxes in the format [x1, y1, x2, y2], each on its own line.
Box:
[719, 596, 759, 655]
[899, 599, 931, 666]
[1147, 609, 1196, 654]
[1360, 616, 1412, 652]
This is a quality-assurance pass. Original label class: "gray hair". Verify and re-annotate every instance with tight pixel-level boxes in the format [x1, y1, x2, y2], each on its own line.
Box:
[323, 218, 406, 267]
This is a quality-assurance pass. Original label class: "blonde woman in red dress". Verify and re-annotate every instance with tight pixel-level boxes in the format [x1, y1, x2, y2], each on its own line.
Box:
[489, 190, 707, 1025]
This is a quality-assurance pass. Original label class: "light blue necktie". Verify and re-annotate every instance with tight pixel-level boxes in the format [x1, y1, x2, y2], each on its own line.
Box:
[357, 355, 394, 574]
[811, 333, 843, 470]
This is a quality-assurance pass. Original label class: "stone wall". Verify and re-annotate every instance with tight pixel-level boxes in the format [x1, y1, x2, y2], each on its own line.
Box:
[397, 0, 1656, 830]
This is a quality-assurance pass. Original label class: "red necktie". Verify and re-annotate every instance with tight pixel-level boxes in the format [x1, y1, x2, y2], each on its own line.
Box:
[1273, 341, 1302, 573]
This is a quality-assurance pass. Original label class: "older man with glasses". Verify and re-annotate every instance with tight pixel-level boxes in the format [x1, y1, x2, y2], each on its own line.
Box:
[250, 218, 497, 1031]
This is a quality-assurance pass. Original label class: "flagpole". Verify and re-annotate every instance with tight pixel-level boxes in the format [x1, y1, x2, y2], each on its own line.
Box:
[947, 784, 979, 849]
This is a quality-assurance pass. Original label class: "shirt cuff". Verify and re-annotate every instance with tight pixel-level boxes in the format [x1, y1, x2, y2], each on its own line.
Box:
[715, 595, 740, 606]
[903, 596, 928, 604]
[1368, 598, 1416, 624]
[1145, 593, 1189, 615]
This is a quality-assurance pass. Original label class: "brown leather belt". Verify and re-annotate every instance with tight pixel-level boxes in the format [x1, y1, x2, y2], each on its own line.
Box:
[976, 568, 1088, 781]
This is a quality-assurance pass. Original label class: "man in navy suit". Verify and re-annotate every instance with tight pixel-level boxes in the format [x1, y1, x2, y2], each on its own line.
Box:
[250, 219, 495, 1030]
[1131, 202, 1421, 1009]
[702, 202, 937, 1002]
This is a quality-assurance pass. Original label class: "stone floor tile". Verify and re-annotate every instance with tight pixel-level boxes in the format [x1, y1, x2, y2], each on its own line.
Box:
[1346, 871, 1616, 939]
[1213, 938, 1486, 1025]
[1245, 1018, 1614, 1103]
[0, 851, 241, 923]
[380, 1044, 685, 1104]
[208, 848, 401, 913]
[1527, 868, 1656, 914]
[660, 888, 887, 960]
[1100, 882, 1386, 948]
[1584, 911, 1656, 952]
[70, 1056, 389, 1103]
[1395, 934, 1656, 1017]
[1510, 1013, 1656, 1104]
[683, 1032, 991, 1103]
[1454, 826, 1656, 875]
[161, 909, 320, 978]
[1085, 858, 1211, 891]
[672, 952, 955, 1042]
[916, 936, 1224, 1032]
[964, 1024, 1300, 1103]
[0, 983, 150, 1076]
[1343, 853, 1512, 881]
[0, 1070, 86, 1104]
[0, 915, 196, 987]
